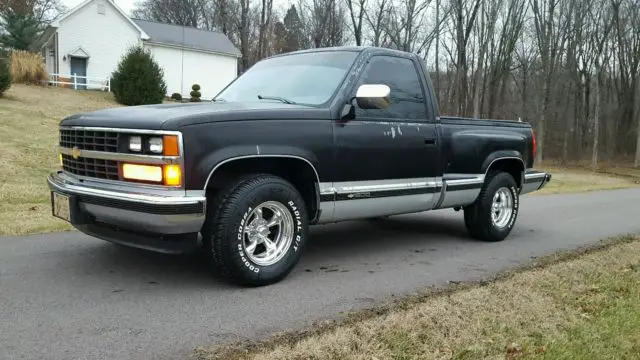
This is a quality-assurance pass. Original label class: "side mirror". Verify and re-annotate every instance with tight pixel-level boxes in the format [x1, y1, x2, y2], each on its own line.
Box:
[355, 84, 391, 110]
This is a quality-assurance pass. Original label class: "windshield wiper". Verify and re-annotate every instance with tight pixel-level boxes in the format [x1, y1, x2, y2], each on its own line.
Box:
[257, 95, 296, 104]
[212, 97, 226, 102]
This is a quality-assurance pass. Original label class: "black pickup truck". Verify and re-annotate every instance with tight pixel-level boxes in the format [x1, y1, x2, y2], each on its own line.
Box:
[48, 46, 551, 286]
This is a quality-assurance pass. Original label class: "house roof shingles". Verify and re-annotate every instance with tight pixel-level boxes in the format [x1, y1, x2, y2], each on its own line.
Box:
[132, 19, 241, 58]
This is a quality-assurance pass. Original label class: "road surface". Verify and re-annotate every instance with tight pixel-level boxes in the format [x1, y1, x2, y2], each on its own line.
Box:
[1, 188, 639, 360]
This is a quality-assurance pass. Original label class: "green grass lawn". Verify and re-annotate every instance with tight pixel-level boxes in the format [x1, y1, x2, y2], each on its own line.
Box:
[195, 234, 640, 360]
[0, 84, 121, 236]
[534, 166, 640, 195]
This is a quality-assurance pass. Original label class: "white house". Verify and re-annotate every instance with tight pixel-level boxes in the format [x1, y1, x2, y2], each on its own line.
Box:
[32, 0, 240, 99]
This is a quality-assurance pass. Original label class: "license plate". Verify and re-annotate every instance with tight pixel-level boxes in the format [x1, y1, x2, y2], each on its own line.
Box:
[52, 192, 71, 222]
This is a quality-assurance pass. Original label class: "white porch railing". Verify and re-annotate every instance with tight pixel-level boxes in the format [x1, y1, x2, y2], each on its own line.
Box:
[47, 73, 111, 92]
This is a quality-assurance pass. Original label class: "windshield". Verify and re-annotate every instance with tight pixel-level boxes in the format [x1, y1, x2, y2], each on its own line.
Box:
[213, 50, 359, 106]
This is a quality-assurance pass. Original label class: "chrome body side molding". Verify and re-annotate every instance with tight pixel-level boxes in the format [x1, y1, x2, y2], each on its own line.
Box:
[315, 169, 551, 223]
[317, 177, 439, 223]
[434, 174, 485, 209]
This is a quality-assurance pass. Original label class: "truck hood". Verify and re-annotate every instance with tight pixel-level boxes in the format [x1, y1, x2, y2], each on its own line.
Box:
[59, 101, 331, 130]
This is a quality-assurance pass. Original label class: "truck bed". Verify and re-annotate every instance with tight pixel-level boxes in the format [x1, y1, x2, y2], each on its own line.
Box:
[440, 116, 532, 129]
[438, 115, 536, 174]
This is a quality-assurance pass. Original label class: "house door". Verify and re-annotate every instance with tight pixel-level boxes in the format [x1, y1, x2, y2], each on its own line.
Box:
[69, 57, 87, 90]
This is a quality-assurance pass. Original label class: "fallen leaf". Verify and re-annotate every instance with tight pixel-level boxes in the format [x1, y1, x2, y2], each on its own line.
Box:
[506, 342, 522, 354]
[438, 347, 453, 360]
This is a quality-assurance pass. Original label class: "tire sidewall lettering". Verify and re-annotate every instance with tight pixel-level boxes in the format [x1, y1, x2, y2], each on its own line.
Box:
[235, 196, 306, 273]
[237, 206, 259, 273]
[506, 185, 519, 229]
[287, 200, 304, 252]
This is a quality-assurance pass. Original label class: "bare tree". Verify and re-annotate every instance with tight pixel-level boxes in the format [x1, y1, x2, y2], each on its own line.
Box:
[236, 0, 251, 71]
[611, 0, 640, 165]
[299, 0, 345, 48]
[132, 0, 202, 28]
[383, 0, 431, 52]
[579, 0, 614, 167]
[450, 0, 483, 116]
[530, 0, 573, 162]
[363, 0, 389, 47]
[0, 0, 64, 23]
[345, 0, 366, 45]
[484, 0, 527, 118]
[471, 0, 499, 118]
[258, 0, 274, 59]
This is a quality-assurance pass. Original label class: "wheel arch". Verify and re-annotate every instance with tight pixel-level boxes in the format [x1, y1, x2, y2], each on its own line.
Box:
[481, 152, 526, 189]
[203, 154, 322, 222]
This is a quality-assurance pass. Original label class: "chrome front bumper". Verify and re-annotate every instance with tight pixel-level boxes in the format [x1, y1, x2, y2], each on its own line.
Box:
[521, 170, 552, 195]
[47, 171, 207, 253]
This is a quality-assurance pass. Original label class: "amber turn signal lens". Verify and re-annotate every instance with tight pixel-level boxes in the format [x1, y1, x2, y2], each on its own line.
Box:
[122, 164, 163, 182]
[163, 135, 179, 156]
[163, 164, 182, 186]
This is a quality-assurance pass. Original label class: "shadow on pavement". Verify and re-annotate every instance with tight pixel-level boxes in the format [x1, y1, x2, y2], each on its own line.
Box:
[60, 210, 473, 288]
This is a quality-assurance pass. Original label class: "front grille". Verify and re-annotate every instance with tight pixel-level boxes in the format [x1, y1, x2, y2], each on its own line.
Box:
[62, 154, 119, 180]
[60, 129, 118, 152]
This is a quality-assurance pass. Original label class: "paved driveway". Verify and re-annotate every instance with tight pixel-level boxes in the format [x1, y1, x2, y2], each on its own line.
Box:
[1, 188, 639, 360]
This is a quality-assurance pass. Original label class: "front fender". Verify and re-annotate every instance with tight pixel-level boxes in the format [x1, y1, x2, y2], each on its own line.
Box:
[193, 145, 320, 190]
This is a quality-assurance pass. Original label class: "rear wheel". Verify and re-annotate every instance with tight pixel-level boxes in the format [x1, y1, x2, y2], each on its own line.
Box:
[202, 174, 309, 286]
[464, 171, 519, 242]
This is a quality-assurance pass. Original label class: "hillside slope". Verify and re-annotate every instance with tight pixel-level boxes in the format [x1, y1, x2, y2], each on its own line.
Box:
[0, 85, 120, 235]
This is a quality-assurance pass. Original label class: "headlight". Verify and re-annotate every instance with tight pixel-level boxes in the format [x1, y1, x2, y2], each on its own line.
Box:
[127, 135, 180, 156]
[129, 136, 142, 152]
[148, 137, 163, 154]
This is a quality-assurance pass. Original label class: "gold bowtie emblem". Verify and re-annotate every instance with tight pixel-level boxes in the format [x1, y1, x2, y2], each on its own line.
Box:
[71, 146, 81, 159]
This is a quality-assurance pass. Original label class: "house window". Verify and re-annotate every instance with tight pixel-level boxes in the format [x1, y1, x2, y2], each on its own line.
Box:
[97, 2, 105, 14]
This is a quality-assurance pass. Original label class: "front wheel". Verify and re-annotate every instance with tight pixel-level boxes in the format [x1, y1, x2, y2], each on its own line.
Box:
[464, 171, 519, 242]
[202, 174, 309, 286]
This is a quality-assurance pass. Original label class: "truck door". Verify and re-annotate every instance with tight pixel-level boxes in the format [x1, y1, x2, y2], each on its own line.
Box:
[330, 54, 440, 222]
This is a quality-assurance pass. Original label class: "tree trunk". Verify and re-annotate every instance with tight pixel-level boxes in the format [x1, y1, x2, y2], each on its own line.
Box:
[537, 74, 550, 164]
[472, 41, 487, 118]
[258, 0, 267, 59]
[636, 92, 640, 167]
[435, 0, 440, 105]
[592, 66, 600, 168]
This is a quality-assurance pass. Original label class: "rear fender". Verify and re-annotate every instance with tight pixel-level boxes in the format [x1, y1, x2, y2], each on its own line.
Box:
[481, 151, 526, 188]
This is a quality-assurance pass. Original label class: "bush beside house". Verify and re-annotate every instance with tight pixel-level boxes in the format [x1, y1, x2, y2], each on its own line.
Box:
[110, 46, 167, 106]
[9, 50, 47, 84]
[190, 84, 201, 102]
[0, 58, 11, 97]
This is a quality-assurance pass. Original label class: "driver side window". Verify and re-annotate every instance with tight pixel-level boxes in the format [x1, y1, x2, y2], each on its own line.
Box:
[355, 55, 428, 120]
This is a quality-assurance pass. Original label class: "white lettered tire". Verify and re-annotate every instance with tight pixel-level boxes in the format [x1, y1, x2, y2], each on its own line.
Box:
[464, 171, 519, 242]
[202, 174, 309, 286]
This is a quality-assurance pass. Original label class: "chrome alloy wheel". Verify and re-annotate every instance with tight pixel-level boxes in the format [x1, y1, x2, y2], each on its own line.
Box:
[242, 201, 294, 266]
[491, 187, 514, 228]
